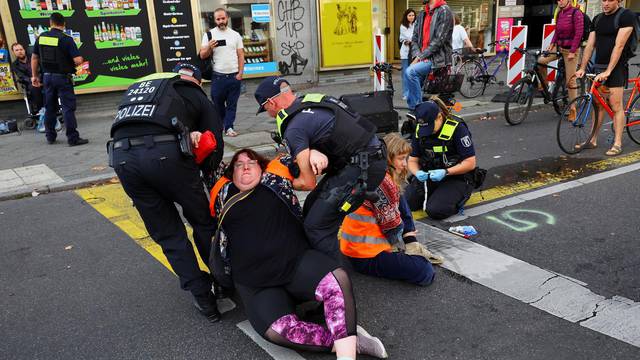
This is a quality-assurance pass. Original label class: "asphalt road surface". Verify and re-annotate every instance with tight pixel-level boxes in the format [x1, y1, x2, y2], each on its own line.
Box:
[2, 106, 639, 359]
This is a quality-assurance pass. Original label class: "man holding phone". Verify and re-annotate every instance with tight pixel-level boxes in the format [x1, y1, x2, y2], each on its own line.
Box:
[199, 8, 245, 137]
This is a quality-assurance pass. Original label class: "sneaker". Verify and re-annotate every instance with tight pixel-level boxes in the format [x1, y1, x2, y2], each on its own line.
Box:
[55, 119, 62, 131]
[356, 325, 388, 358]
[193, 292, 221, 322]
[68, 138, 89, 147]
[225, 128, 238, 137]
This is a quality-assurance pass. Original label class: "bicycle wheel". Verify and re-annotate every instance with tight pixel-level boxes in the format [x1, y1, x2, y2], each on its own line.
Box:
[557, 95, 597, 154]
[504, 77, 534, 125]
[626, 94, 640, 144]
[552, 76, 569, 115]
[458, 60, 485, 98]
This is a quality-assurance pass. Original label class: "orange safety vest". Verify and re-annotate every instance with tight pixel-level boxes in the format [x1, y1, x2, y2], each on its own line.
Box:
[340, 206, 392, 259]
[209, 157, 294, 217]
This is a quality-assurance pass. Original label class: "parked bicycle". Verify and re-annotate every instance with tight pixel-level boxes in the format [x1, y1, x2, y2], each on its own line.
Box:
[457, 39, 510, 98]
[504, 48, 568, 126]
[557, 70, 640, 154]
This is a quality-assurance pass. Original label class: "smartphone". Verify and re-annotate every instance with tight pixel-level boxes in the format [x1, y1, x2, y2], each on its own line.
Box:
[216, 39, 227, 47]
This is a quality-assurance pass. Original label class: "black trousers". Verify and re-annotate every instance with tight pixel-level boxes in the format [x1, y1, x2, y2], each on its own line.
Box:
[405, 175, 473, 220]
[302, 157, 387, 260]
[113, 141, 216, 296]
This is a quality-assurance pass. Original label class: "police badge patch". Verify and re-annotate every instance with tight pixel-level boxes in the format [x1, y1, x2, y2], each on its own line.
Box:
[460, 135, 472, 148]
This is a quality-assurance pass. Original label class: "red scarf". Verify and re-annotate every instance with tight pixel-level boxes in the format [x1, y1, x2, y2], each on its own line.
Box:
[421, 0, 447, 52]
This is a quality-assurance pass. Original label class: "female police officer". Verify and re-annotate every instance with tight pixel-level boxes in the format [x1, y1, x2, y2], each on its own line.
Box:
[405, 98, 477, 220]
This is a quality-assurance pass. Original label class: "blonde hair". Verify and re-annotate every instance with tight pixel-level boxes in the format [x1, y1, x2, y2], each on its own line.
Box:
[383, 132, 412, 189]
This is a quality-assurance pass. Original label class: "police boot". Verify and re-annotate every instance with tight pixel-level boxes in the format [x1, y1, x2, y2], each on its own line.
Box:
[193, 291, 221, 323]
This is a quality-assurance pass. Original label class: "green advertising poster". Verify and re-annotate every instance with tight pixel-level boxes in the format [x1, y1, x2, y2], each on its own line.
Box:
[8, 0, 155, 90]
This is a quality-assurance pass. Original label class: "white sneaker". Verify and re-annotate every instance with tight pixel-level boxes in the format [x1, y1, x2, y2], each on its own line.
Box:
[225, 128, 238, 137]
[356, 325, 388, 358]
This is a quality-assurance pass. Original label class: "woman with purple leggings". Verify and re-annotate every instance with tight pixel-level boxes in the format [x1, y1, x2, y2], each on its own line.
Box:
[210, 149, 388, 359]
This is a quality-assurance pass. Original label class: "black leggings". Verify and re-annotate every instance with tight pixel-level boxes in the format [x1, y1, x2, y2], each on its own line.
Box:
[236, 250, 357, 352]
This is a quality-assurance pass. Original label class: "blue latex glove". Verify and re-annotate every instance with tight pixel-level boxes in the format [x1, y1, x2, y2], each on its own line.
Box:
[428, 169, 447, 182]
[415, 170, 429, 182]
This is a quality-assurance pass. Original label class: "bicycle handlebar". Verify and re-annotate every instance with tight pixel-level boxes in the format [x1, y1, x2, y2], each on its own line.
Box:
[513, 47, 561, 57]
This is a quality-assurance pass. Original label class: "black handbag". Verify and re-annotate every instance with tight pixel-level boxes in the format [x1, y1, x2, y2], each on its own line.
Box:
[198, 31, 213, 81]
[209, 189, 253, 288]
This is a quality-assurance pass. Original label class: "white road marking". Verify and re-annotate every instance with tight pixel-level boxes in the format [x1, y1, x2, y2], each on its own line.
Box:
[237, 320, 307, 360]
[446, 161, 640, 222]
[419, 223, 640, 348]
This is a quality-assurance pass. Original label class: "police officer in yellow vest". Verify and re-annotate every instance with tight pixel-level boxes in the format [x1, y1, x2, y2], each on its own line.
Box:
[254, 76, 387, 260]
[405, 99, 477, 219]
[31, 12, 87, 146]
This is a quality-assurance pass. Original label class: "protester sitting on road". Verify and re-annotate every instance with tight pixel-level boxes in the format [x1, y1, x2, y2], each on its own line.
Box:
[340, 133, 441, 286]
[576, 0, 635, 156]
[405, 99, 477, 219]
[399, 8, 416, 101]
[405, 0, 454, 110]
[11, 42, 44, 114]
[538, 0, 584, 121]
[209, 149, 388, 360]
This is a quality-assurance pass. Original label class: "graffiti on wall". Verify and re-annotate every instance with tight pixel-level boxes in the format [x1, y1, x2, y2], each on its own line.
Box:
[276, 0, 309, 76]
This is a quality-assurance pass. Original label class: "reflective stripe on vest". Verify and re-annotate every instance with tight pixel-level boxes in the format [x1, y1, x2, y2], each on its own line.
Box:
[437, 118, 459, 140]
[433, 146, 448, 153]
[39, 36, 59, 46]
[340, 206, 392, 258]
[276, 109, 288, 137]
[136, 72, 178, 82]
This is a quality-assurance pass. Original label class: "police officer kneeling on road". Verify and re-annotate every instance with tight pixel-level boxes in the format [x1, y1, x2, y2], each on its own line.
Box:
[108, 64, 224, 322]
[405, 98, 484, 220]
[254, 76, 387, 260]
[31, 12, 88, 146]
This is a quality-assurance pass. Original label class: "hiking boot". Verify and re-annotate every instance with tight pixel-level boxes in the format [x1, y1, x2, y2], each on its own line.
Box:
[69, 138, 89, 147]
[356, 325, 388, 358]
[193, 292, 221, 323]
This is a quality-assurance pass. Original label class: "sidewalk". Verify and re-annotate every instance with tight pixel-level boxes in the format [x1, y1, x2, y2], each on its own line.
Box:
[0, 66, 514, 200]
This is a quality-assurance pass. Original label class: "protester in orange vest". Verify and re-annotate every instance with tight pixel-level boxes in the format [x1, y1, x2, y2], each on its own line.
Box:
[209, 149, 388, 360]
[340, 133, 441, 286]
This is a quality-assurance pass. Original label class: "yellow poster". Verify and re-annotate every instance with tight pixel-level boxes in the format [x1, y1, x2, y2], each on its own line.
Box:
[0, 62, 19, 96]
[320, 0, 372, 68]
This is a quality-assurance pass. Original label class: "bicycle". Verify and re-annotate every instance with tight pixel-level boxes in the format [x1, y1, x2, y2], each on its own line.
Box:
[504, 48, 568, 126]
[558, 71, 640, 154]
[457, 39, 510, 98]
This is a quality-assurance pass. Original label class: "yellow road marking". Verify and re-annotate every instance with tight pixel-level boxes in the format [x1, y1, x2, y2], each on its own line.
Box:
[76, 184, 208, 273]
[413, 150, 640, 220]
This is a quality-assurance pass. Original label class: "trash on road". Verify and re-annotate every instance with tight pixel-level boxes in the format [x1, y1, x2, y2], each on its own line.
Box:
[31, 190, 39, 197]
[448, 225, 478, 239]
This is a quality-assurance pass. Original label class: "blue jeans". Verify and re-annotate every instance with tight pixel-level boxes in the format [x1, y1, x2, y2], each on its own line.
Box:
[349, 251, 435, 286]
[210, 73, 241, 131]
[403, 60, 432, 110]
[43, 73, 79, 143]
[401, 59, 410, 98]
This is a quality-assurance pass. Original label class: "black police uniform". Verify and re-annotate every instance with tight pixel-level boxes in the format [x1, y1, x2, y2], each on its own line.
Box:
[275, 94, 387, 260]
[109, 73, 223, 300]
[405, 115, 475, 219]
[32, 28, 82, 144]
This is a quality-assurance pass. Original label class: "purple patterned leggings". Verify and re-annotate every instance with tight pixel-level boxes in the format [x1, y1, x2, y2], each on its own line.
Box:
[269, 271, 350, 348]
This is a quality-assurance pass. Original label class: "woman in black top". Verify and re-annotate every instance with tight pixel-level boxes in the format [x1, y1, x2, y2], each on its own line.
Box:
[210, 149, 387, 359]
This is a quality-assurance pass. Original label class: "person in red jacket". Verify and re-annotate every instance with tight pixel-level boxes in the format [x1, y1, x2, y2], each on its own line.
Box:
[538, 0, 584, 120]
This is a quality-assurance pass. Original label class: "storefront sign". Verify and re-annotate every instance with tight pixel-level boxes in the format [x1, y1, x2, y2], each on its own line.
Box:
[244, 61, 278, 76]
[319, 0, 372, 68]
[6, 0, 155, 90]
[251, 4, 271, 23]
[0, 62, 19, 96]
[496, 17, 513, 53]
[498, 5, 525, 18]
[152, 0, 197, 71]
